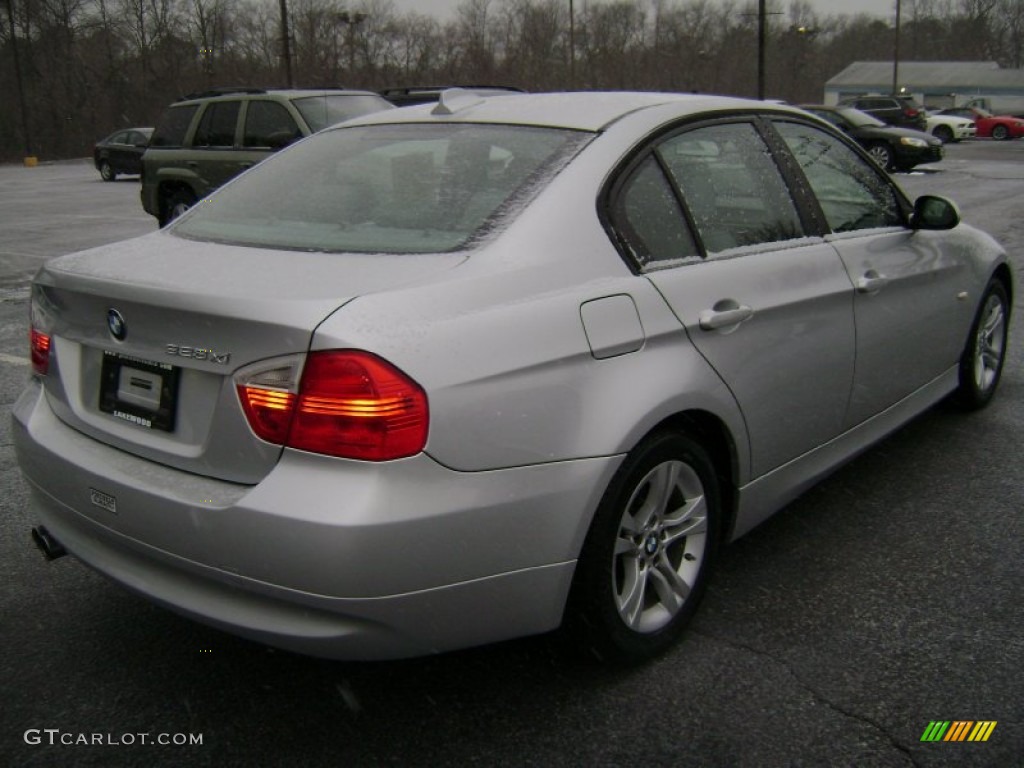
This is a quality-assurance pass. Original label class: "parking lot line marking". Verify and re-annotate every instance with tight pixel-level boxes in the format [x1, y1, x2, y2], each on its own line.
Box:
[0, 353, 28, 367]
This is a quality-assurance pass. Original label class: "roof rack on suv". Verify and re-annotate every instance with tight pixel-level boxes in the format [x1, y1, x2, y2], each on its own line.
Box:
[179, 87, 269, 101]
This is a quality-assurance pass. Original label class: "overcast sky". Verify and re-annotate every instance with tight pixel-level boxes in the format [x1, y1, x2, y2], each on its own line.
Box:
[387, 0, 898, 23]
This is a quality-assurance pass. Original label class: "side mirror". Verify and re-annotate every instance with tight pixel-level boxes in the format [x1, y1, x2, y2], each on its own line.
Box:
[911, 195, 960, 230]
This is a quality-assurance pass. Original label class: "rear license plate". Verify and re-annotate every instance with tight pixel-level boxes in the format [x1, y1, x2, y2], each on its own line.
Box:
[99, 352, 180, 432]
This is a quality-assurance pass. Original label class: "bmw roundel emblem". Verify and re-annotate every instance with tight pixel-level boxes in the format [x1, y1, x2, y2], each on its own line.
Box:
[107, 309, 126, 341]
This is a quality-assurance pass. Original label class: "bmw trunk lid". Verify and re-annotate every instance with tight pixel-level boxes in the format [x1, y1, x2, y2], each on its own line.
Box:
[31, 232, 465, 484]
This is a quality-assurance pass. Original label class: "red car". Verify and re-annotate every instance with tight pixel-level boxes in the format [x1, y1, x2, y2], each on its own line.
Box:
[938, 107, 1024, 140]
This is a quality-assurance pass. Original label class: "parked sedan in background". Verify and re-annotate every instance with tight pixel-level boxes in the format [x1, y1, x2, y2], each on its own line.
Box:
[16, 91, 1010, 665]
[800, 105, 943, 171]
[924, 111, 976, 143]
[93, 127, 153, 181]
[937, 107, 1024, 140]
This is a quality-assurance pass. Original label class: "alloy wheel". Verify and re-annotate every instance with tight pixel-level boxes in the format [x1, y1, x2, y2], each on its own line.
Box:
[973, 292, 1006, 394]
[613, 459, 708, 633]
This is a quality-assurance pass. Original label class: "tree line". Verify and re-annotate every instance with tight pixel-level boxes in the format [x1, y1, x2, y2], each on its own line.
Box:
[2, 0, 1022, 162]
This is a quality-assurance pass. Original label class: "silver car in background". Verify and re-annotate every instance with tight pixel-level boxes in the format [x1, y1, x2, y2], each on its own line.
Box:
[15, 91, 1012, 663]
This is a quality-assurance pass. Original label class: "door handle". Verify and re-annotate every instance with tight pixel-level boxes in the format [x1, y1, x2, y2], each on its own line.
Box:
[699, 304, 754, 331]
[856, 271, 889, 293]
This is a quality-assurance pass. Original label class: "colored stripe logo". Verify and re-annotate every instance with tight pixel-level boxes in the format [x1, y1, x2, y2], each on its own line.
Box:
[920, 721, 997, 742]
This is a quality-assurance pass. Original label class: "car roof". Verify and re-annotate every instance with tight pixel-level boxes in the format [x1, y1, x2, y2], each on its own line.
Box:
[100, 127, 153, 139]
[338, 90, 804, 133]
[380, 85, 525, 106]
[171, 87, 382, 105]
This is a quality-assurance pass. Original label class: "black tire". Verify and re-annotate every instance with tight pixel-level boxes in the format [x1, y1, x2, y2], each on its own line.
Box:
[932, 125, 954, 144]
[954, 279, 1009, 410]
[867, 142, 895, 171]
[159, 188, 196, 227]
[99, 160, 116, 182]
[566, 431, 721, 664]
[991, 124, 1009, 141]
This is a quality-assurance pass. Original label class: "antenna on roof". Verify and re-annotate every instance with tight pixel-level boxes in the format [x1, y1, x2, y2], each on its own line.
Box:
[432, 88, 485, 116]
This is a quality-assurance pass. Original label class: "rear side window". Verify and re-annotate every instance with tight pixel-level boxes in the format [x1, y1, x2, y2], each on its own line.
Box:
[174, 123, 591, 253]
[658, 123, 805, 252]
[243, 101, 302, 148]
[610, 156, 699, 268]
[291, 94, 393, 132]
[193, 101, 241, 147]
[774, 121, 903, 232]
[149, 105, 199, 148]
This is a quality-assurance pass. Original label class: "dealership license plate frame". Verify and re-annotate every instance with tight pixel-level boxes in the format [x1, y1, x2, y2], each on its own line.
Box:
[99, 351, 180, 432]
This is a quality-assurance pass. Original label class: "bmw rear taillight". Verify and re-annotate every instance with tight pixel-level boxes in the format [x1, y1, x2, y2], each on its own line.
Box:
[237, 358, 300, 444]
[237, 350, 428, 461]
[29, 289, 52, 376]
[30, 327, 51, 375]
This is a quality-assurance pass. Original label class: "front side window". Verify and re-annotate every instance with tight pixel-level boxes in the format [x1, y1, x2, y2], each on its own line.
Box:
[174, 123, 591, 253]
[658, 122, 805, 252]
[193, 101, 241, 147]
[774, 121, 903, 233]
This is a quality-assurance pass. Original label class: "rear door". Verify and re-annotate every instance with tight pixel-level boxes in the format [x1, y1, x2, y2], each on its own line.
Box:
[189, 99, 245, 193]
[238, 99, 304, 171]
[772, 119, 973, 427]
[609, 118, 856, 478]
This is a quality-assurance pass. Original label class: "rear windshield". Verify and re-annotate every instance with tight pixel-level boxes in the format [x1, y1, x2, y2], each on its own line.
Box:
[292, 94, 395, 132]
[837, 108, 886, 128]
[174, 123, 592, 253]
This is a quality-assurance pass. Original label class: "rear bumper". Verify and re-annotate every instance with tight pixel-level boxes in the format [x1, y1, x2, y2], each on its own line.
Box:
[14, 379, 620, 659]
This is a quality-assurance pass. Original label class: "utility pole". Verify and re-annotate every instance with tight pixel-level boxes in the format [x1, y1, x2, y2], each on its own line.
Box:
[279, 0, 293, 87]
[891, 0, 902, 94]
[757, 0, 766, 100]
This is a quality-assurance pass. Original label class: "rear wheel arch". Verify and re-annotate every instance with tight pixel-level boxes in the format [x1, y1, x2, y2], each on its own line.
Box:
[610, 410, 739, 547]
[158, 182, 198, 227]
[659, 411, 739, 543]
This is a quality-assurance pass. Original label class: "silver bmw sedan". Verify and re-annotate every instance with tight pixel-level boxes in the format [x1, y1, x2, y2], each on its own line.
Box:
[14, 90, 1012, 663]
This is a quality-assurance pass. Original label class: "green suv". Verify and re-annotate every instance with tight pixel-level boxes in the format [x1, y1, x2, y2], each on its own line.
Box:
[141, 88, 393, 226]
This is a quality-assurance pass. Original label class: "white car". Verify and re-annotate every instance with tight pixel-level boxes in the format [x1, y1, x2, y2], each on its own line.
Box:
[925, 112, 976, 143]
